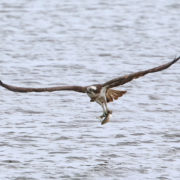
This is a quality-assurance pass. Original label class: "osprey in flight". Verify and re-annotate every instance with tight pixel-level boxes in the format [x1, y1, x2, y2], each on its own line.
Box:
[0, 57, 179, 125]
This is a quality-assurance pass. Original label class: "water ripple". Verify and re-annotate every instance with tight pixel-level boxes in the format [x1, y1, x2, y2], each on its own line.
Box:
[0, 0, 180, 180]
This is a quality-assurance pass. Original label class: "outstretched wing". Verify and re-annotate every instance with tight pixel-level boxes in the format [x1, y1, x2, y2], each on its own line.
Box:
[0, 81, 87, 93]
[102, 56, 180, 89]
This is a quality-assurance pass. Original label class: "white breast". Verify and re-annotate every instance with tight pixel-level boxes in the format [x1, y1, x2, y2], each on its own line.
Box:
[96, 87, 107, 103]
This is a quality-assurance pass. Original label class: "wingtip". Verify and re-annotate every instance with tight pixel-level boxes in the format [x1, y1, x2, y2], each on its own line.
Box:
[168, 56, 180, 66]
[0, 80, 2, 85]
[173, 56, 180, 62]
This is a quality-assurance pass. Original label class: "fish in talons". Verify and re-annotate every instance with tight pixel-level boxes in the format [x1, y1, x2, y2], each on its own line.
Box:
[100, 110, 112, 125]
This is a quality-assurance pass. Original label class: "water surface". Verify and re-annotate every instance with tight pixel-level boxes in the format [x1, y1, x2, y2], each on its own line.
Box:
[0, 0, 180, 179]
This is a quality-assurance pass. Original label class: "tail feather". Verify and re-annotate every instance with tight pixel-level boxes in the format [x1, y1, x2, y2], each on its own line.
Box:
[106, 89, 127, 102]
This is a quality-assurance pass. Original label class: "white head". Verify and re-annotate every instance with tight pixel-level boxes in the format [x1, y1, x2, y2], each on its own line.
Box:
[87, 86, 97, 93]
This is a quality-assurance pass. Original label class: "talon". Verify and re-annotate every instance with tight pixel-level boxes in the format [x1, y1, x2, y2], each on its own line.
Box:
[99, 113, 106, 119]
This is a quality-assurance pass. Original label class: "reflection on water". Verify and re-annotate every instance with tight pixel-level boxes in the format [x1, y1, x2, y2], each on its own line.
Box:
[0, 0, 180, 179]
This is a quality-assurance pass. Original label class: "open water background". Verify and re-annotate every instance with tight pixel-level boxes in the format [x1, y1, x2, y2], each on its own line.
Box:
[0, 0, 180, 179]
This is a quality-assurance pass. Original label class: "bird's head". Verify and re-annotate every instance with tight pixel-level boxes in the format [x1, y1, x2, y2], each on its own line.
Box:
[87, 86, 97, 94]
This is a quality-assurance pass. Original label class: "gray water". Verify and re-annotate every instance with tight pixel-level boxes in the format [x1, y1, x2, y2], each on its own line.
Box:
[0, 0, 180, 179]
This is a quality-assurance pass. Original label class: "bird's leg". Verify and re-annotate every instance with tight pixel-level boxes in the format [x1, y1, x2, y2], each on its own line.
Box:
[101, 104, 107, 118]
[100, 102, 112, 125]
[104, 102, 112, 115]
[98, 102, 107, 119]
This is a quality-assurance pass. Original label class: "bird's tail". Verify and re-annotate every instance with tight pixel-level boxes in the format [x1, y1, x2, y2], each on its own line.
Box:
[106, 89, 127, 102]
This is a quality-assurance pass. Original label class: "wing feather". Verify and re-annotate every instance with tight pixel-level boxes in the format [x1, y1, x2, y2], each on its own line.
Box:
[0, 81, 87, 93]
[103, 56, 180, 89]
[106, 89, 127, 102]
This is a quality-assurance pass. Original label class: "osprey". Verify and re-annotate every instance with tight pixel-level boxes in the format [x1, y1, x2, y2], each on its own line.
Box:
[0, 57, 179, 125]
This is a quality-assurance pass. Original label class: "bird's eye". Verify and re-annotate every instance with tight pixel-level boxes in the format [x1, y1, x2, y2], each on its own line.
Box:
[88, 88, 94, 93]
[87, 86, 96, 93]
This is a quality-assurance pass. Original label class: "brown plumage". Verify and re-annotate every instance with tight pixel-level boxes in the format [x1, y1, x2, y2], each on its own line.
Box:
[1, 56, 179, 94]
[106, 89, 127, 102]
[0, 81, 86, 93]
[102, 56, 180, 88]
[0, 56, 179, 125]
